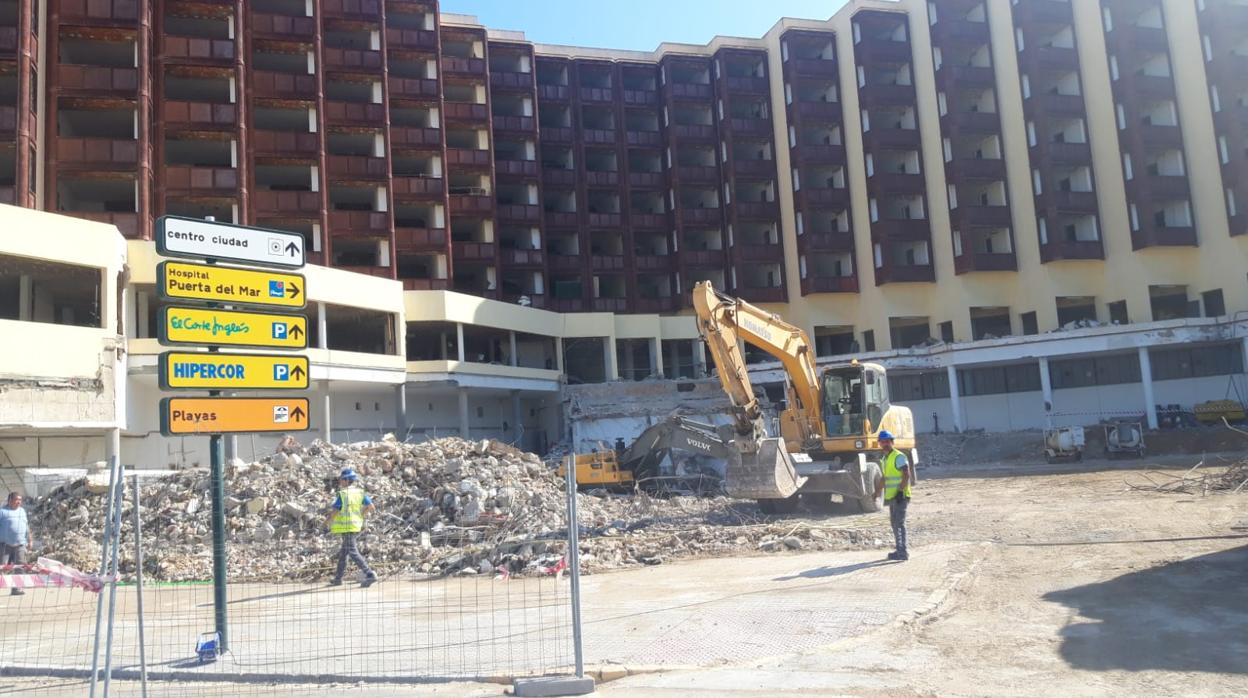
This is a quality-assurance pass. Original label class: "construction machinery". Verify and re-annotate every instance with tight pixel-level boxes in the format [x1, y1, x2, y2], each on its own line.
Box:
[691, 281, 917, 513]
[560, 449, 635, 492]
[1103, 421, 1145, 458]
[1044, 425, 1085, 463]
[562, 415, 731, 494]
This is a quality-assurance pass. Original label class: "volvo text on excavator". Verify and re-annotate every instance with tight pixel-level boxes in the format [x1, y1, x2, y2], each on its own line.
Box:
[561, 415, 733, 495]
[692, 281, 918, 513]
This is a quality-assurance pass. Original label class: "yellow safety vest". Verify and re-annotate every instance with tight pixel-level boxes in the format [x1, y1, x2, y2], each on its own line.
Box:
[331, 486, 366, 534]
[882, 449, 912, 500]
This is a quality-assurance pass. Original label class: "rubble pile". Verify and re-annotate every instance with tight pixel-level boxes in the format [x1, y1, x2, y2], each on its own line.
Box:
[30, 436, 886, 583]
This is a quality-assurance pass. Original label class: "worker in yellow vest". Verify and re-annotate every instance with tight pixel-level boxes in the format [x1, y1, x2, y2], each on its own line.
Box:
[871, 431, 912, 562]
[325, 468, 378, 587]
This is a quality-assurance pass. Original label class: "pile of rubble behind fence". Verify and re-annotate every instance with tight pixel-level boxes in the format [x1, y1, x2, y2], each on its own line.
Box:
[30, 436, 886, 582]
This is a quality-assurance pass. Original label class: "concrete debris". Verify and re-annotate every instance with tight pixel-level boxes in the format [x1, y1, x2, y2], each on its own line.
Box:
[29, 437, 887, 583]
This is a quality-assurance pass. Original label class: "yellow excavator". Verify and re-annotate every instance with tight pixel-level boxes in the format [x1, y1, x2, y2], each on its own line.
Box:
[692, 281, 917, 513]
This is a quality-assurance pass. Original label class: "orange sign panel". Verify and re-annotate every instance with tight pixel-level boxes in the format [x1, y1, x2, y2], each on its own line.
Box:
[160, 397, 310, 436]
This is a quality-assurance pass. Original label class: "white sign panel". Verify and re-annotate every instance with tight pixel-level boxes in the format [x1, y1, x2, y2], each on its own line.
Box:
[156, 216, 306, 269]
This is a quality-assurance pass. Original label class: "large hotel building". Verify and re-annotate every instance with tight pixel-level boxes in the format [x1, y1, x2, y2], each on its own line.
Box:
[1, 0, 1248, 466]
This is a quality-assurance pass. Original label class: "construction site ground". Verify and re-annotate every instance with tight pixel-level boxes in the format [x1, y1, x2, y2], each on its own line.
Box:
[6, 437, 1248, 697]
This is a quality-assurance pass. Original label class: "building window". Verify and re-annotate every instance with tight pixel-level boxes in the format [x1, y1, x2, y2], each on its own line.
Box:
[1049, 354, 1142, 389]
[1049, 358, 1096, 389]
[1056, 296, 1097, 327]
[889, 316, 931, 349]
[862, 329, 875, 352]
[1108, 300, 1128, 325]
[1202, 289, 1226, 318]
[1021, 311, 1038, 335]
[1150, 344, 1243, 381]
[1149, 285, 1193, 321]
[1006, 364, 1042, 393]
[889, 370, 950, 400]
[938, 321, 954, 343]
[957, 364, 1041, 397]
[1094, 354, 1142, 385]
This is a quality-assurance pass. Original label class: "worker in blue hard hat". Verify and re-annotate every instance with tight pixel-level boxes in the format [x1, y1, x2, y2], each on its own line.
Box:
[871, 430, 912, 562]
[325, 468, 378, 587]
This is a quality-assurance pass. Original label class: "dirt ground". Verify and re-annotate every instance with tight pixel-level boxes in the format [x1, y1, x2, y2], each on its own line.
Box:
[6, 445, 1247, 697]
[605, 450, 1248, 697]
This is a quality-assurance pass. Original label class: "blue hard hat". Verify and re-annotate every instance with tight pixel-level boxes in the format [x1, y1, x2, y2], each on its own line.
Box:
[339, 468, 358, 482]
[878, 430, 895, 441]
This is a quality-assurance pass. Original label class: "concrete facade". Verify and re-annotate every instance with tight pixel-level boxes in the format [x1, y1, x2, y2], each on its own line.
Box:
[0, 0, 1244, 347]
[3, 0, 1248, 473]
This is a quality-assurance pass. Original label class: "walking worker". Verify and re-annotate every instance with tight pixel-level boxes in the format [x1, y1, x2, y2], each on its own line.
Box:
[326, 468, 378, 587]
[872, 431, 912, 562]
[1, 492, 32, 595]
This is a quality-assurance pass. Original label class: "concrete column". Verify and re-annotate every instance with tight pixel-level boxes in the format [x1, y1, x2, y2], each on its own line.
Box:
[619, 339, 633, 380]
[136, 291, 150, 339]
[604, 337, 619, 382]
[394, 384, 408, 439]
[555, 337, 565, 373]
[947, 364, 964, 433]
[321, 381, 333, 443]
[511, 390, 523, 445]
[106, 428, 120, 470]
[456, 322, 466, 362]
[17, 275, 31, 321]
[439, 331, 448, 360]
[1242, 336, 1248, 375]
[457, 388, 471, 438]
[651, 338, 664, 379]
[695, 340, 708, 377]
[1038, 357, 1054, 425]
[668, 339, 680, 379]
[509, 331, 518, 367]
[1139, 347, 1158, 430]
[316, 302, 328, 350]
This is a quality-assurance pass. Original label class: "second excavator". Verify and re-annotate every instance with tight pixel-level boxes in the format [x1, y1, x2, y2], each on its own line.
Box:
[692, 281, 918, 513]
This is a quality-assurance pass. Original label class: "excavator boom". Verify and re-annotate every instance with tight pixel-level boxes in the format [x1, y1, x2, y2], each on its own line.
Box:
[691, 281, 823, 439]
[691, 281, 812, 499]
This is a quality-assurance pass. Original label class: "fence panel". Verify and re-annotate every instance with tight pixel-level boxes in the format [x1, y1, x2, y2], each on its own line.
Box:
[7, 439, 584, 696]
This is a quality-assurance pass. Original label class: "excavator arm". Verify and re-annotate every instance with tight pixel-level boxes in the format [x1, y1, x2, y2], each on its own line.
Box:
[691, 281, 823, 443]
[619, 415, 736, 476]
[691, 281, 811, 500]
[610, 415, 737, 494]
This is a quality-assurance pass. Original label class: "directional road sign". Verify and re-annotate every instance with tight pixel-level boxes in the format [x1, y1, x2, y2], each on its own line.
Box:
[157, 215, 306, 269]
[160, 397, 310, 436]
[159, 306, 308, 350]
[158, 261, 306, 310]
[160, 352, 310, 390]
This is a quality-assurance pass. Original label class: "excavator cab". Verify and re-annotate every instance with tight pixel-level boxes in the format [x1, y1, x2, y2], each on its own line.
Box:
[819, 364, 890, 439]
[820, 367, 864, 437]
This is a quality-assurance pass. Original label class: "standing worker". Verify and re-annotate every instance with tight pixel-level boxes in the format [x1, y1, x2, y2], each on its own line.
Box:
[872, 431, 912, 562]
[1, 492, 32, 595]
[326, 469, 378, 587]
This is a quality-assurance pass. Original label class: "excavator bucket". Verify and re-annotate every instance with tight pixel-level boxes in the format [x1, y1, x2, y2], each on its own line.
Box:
[723, 437, 806, 500]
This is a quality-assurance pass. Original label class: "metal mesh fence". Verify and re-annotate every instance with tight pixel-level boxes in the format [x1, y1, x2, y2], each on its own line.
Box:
[2, 463, 581, 696]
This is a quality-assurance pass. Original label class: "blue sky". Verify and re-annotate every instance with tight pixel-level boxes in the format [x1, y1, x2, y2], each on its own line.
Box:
[440, 0, 849, 51]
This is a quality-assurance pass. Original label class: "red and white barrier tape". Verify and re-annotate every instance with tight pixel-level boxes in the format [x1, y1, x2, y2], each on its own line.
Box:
[0, 557, 113, 594]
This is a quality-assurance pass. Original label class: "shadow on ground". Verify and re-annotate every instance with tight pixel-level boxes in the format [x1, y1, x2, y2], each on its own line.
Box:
[773, 559, 894, 581]
[1043, 544, 1248, 674]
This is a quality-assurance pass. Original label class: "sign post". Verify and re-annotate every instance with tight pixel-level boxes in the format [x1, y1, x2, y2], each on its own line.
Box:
[156, 216, 310, 653]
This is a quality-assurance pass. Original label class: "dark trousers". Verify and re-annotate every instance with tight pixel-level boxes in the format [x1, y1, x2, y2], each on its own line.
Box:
[333, 533, 373, 581]
[1, 543, 25, 565]
[3, 544, 25, 594]
[888, 496, 909, 555]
